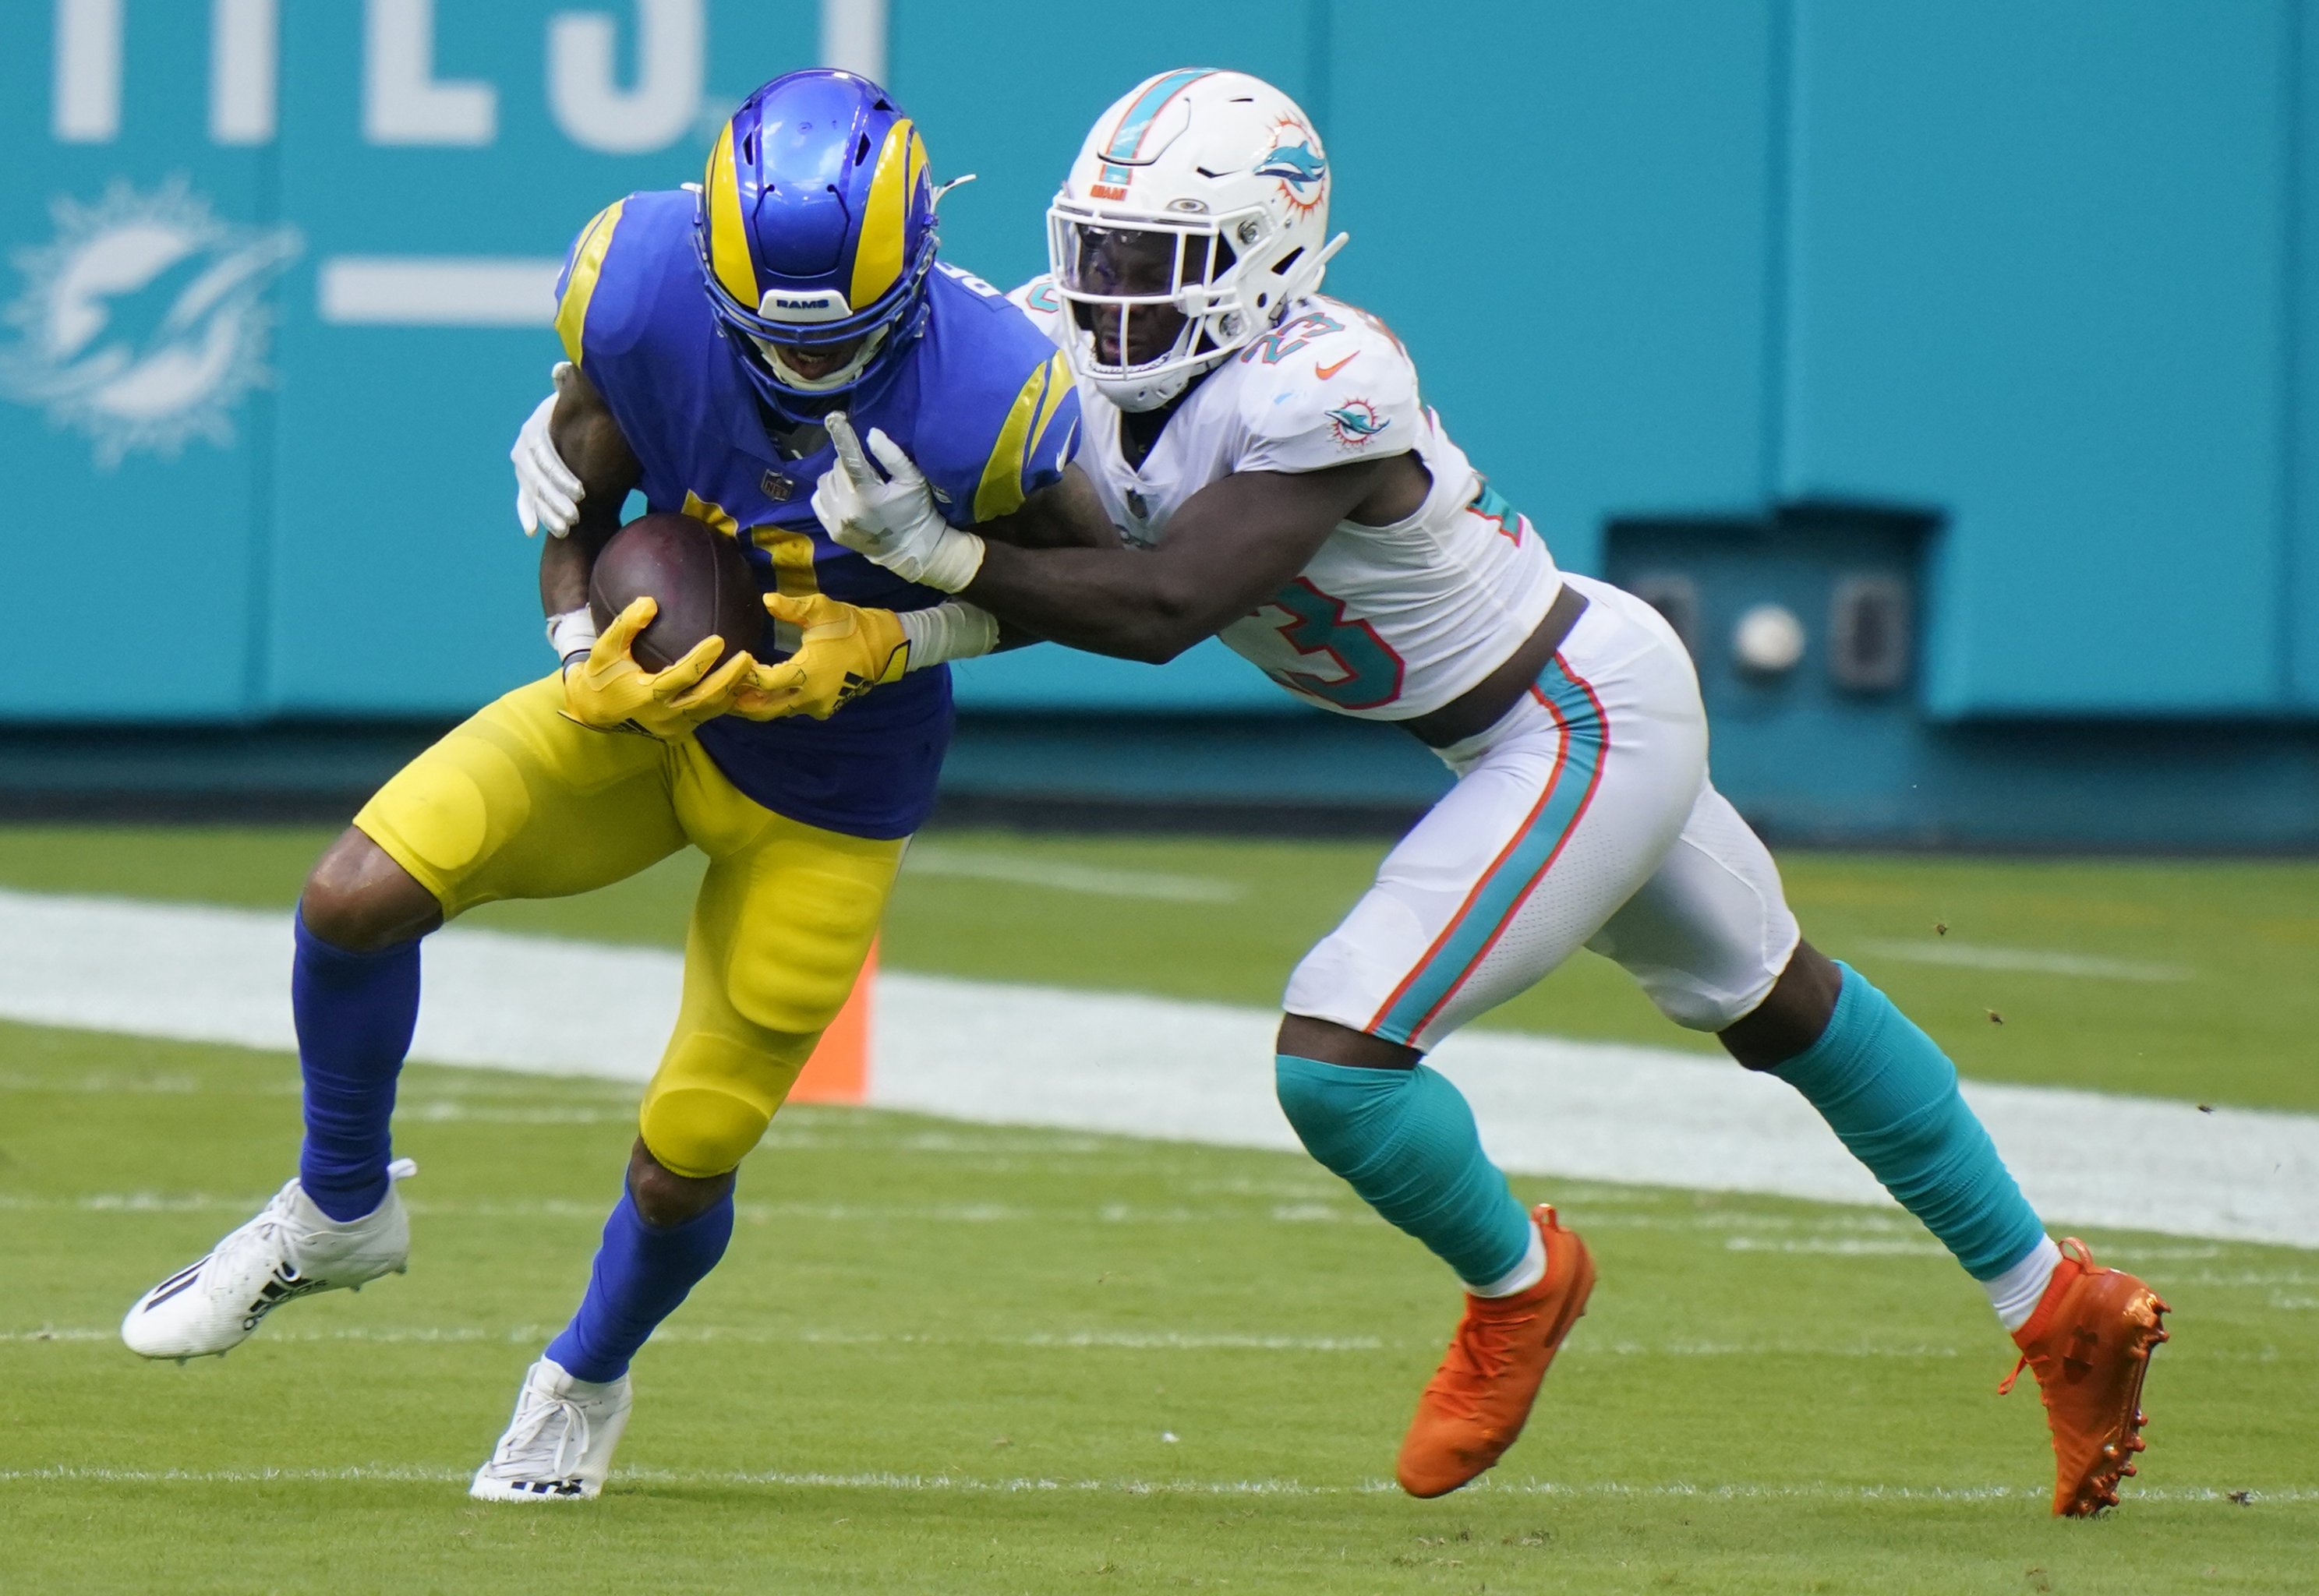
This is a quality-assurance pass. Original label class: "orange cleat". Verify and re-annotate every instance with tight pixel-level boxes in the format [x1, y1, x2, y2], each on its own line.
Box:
[1998, 1237, 2169, 1517]
[1395, 1204, 1595, 1499]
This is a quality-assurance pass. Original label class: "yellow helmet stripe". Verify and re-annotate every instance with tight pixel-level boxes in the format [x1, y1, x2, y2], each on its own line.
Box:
[850, 120, 923, 310]
[554, 198, 627, 365]
[705, 122, 757, 305]
[974, 352, 1071, 523]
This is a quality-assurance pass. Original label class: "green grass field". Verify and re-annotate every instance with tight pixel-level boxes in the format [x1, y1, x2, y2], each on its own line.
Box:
[2, 826, 2314, 1592]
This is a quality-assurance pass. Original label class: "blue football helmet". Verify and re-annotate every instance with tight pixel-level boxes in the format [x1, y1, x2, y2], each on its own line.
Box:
[695, 70, 939, 422]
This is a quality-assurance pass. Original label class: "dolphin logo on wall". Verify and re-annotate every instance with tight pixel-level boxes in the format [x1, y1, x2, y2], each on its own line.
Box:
[0, 178, 303, 468]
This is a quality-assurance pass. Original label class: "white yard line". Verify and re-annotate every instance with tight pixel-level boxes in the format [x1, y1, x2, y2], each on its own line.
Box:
[0, 1324, 1993, 1358]
[903, 846, 1245, 902]
[873, 973, 2318, 1248]
[0, 889, 678, 1079]
[1, 888, 2312, 1248]
[2, 1464, 2311, 1502]
[1851, 937, 2192, 983]
[2, 1325, 1393, 1352]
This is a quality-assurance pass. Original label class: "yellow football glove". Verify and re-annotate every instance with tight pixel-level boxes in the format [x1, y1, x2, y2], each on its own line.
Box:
[561, 596, 756, 739]
[730, 591, 910, 722]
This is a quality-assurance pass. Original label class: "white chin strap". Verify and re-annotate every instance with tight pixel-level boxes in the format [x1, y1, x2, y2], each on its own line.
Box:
[754, 324, 890, 393]
[1094, 361, 1205, 414]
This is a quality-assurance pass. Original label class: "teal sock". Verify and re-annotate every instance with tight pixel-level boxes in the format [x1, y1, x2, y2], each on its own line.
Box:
[1771, 964, 2047, 1280]
[1275, 1054, 1533, 1287]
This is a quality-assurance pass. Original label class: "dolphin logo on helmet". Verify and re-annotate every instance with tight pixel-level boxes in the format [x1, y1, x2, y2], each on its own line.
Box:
[692, 70, 942, 423]
[1254, 142, 1327, 192]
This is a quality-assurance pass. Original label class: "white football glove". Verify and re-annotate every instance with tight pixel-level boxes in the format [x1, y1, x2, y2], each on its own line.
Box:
[513, 363, 585, 538]
[811, 411, 985, 592]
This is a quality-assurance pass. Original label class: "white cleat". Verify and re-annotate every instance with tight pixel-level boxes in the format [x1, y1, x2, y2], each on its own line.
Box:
[120, 1158, 418, 1361]
[470, 1358, 634, 1502]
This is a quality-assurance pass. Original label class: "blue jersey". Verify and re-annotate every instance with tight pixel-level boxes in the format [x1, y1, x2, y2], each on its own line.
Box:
[551, 189, 1078, 839]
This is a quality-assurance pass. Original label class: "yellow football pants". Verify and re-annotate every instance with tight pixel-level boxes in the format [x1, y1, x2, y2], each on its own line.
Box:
[354, 674, 903, 1178]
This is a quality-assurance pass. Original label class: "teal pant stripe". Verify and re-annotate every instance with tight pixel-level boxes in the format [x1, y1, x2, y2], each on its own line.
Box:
[1373, 657, 1608, 1044]
[1773, 964, 2048, 1280]
[1275, 1054, 1533, 1288]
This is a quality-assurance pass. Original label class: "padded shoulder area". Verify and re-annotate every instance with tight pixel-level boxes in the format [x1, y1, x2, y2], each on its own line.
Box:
[555, 189, 697, 368]
[907, 267, 1081, 522]
[1228, 299, 1420, 475]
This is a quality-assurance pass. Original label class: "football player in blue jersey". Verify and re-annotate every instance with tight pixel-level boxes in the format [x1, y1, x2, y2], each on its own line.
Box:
[118, 70, 1080, 1502]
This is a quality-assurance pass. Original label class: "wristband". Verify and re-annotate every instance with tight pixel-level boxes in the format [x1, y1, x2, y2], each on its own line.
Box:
[547, 606, 598, 666]
[896, 601, 999, 670]
[918, 528, 988, 594]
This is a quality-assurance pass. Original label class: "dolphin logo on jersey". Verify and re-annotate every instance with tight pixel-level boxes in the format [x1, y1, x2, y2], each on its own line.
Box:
[1326, 399, 1390, 448]
[0, 178, 302, 468]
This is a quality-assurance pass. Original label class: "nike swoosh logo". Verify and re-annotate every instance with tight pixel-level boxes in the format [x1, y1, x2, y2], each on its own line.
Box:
[1315, 353, 1359, 380]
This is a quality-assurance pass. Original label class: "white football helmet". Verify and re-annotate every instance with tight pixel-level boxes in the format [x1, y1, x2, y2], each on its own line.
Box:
[1048, 69, 1347, 411]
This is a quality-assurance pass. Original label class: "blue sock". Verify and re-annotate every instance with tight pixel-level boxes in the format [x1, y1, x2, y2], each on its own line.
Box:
[1771, 964, 2047, 1280]
[292, 910, 421, 1223]
[545, 1187, 735, 1382]
[1276, 1054, 1532, 1288]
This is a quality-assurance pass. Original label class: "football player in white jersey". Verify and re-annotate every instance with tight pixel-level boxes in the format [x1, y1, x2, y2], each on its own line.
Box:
[798, 69, 2167, 1515]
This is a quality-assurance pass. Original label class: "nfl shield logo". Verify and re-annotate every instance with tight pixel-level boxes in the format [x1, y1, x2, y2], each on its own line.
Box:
[762, 469, 794, 502]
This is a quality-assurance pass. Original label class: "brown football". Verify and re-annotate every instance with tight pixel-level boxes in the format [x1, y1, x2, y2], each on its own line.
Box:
[587, 513, 765, 672]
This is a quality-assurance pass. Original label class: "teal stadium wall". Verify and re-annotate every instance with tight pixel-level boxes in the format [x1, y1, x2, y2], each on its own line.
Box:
[3, 2, 2317, 841]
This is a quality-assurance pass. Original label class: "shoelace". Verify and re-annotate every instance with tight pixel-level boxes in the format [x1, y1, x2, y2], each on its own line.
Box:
[178, 1163, 422, 1309]
[201, 1195, 307, 1301]
[1429, 1302, 1541, 1421]
[497, 1389, 591, 1481]
[1997, 1238, 2099, 1396]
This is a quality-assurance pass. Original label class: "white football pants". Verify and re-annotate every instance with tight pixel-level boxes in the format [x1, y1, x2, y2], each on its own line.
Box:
[1285, 574, 1801, 1051]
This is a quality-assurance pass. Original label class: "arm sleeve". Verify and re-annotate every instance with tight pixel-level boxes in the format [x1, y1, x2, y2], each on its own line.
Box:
[1232, 316, 1422, 476]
